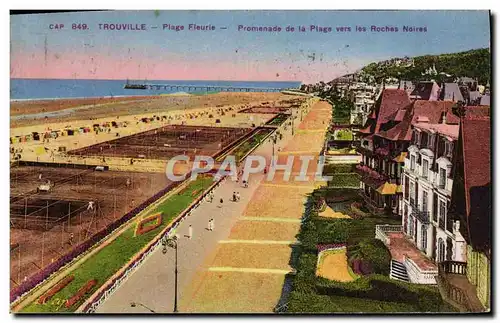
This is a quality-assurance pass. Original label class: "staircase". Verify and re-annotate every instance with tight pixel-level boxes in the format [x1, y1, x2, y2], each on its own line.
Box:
[390, 260, 410, 282]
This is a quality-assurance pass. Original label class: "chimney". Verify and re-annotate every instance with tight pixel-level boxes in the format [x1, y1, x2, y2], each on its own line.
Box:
[441, 111, 447, 124]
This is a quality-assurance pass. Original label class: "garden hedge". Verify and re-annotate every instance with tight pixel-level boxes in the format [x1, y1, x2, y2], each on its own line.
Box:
[346, 238, 391, 275]
[286, 189, 454, 313]
[322, 164, 356, 175]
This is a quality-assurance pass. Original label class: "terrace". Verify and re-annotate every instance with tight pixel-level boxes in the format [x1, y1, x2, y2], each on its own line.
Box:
[436, 261, 486, 312]
[375, 225, 437, 284]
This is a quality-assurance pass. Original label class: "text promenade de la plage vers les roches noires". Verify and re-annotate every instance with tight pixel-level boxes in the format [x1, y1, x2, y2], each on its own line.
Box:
[48, 22, 427, 33]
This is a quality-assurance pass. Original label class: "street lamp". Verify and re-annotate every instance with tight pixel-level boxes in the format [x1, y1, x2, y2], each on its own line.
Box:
[162, 234, 179, 313]
[130, 302, 155, 313]
[271, 134, 278, 158]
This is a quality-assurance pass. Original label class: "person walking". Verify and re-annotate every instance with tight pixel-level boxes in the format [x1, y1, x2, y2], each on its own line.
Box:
[208, 218, 214, 231]
[219, 198, 224, 208]
[232, 192, 237, 202]
[236, 192, 241, 202]
[188, 224, 193, 239]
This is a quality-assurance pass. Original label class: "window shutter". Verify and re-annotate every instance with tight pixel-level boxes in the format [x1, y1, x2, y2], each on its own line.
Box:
[415, 181, 419, 206]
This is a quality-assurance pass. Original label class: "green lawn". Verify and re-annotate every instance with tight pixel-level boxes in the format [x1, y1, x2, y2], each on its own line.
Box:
[267, 114, 288, 126]
[328, 173, 360, 188]
[232, 129, 272, 162]
[333, 129, 353, 141]
[21, 177, 213, 313]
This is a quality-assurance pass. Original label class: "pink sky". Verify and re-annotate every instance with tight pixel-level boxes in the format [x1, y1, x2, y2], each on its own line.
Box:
[11, 52, 362, 84]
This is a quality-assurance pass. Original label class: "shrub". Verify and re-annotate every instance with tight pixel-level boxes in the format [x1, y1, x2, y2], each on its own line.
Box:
[328, 173, 360, 188]
[346, 238, 391, 275]
[38, 275, 74, 304]
[65, 279, 97, 309]
[350, 202, 370, 219]
[322, 164, 356, 175]
[297, 217, 351, 252]
[323, 188, 360, 203]
[315, 274, 445, 312]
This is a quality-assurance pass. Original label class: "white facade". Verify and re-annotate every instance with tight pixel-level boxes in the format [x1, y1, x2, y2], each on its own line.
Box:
[401, 144, 466, 264]
[349, 82, 377, 124]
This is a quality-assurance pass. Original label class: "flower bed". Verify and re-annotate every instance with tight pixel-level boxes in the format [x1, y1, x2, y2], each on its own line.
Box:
[134, 213, 163, 236]
[65, 280, 97, 309]
[191, 189, 201, 197]
[317, 243, 346, 253]
[37, 275, 74, 304]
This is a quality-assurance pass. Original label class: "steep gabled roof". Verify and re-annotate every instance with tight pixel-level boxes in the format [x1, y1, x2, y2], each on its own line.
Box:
[374, 89, 411, 133]
[461, 107, 491, 253]
[377, 100, 458, 141]
[357, 88, 410, 137]
[439, 83, 465, 102]
[410, 81, 440, 101]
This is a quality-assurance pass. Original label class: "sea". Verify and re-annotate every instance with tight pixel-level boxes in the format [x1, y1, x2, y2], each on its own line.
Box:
[10, 79, 302, 101]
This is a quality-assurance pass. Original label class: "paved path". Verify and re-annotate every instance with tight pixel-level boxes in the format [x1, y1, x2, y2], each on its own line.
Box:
[181, 100, 331, 313]
[96, 103, 306, 313]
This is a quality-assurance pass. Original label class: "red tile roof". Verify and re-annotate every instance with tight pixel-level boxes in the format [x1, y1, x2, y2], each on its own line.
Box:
[375, 89, 411, 133]
[377, 100, 458, 141]
[359, 89, 410, 137]
[461, 107, 491, 253]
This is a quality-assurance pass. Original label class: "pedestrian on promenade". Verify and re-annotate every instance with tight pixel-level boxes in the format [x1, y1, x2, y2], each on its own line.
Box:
[232, 192, 237, 202]
[219, 198, 224, 208]
[208, 218, 214, 231]
[188, 224, 193, 239]
[236, 192, 241, 201]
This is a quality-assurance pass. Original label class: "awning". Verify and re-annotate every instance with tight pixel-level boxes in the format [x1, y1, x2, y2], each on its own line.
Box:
[396, 185, 403, 193]
[393, 152, 407, 163]
[376, 182, 398, 195]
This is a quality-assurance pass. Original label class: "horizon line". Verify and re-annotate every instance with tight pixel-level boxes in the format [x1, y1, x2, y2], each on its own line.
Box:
[10, 77, 304, 83]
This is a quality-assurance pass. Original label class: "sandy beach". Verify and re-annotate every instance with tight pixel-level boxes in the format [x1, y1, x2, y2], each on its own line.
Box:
[10, 92, 288, 128]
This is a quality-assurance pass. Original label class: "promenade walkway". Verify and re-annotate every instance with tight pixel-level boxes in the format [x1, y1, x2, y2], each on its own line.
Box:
[95, 102, 314, 313]
[181, 101, 331, 313]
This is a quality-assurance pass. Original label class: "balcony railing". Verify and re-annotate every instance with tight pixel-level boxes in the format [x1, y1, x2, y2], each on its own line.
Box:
[355, 165, 389, 182]
[439, 261, 467, 276]
[404, 255, 437, 284]
[410, 201, 430, 224]
[437, 261, 484, 312]
[375, 224, 403, 246]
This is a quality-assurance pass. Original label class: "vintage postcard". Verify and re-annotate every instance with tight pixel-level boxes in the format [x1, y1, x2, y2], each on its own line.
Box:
[9, 10, 491, 314]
